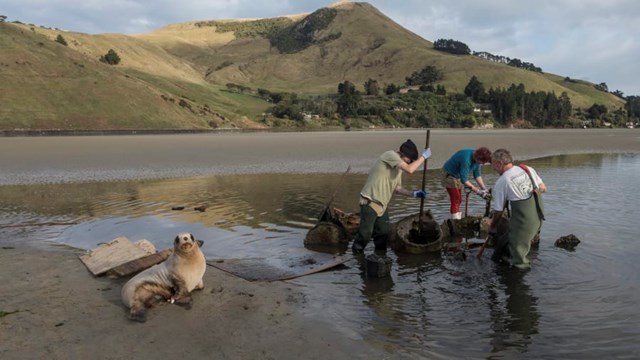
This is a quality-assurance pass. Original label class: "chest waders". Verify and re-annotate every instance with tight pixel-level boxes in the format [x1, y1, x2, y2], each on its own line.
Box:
[508, 196, 544, 268]
[492, 165, 545, 268]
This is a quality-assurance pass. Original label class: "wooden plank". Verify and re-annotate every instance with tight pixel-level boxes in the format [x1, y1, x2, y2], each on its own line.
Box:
[79, 237, 149, 276]
[106, 248, 173, 279]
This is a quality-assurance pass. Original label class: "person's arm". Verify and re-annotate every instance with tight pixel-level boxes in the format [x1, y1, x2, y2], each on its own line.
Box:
[459, 166, 470, 187]
[463, 179, 477, 192]
[536, 181, 547, 193]
[530, 167, 547, 193]
[398, 148, 432, 174]
[476, 176, 487, 191]
[398, 156, 425, 174]
[488, 209, 504, 234]
[395, 185, 413, 196]
[395, 184, 427, 198]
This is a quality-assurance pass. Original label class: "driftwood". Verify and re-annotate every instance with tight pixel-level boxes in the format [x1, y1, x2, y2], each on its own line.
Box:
[79, 237, 149, 276]
[106, 248, 174, 278]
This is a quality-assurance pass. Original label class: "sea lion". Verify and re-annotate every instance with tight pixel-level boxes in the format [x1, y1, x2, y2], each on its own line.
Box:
[121, 232, 206, 322]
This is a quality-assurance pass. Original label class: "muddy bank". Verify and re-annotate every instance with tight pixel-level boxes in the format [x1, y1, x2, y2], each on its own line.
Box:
[0, 242, 376, 359]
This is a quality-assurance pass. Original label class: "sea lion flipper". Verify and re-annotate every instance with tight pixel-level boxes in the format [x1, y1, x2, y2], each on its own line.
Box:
[128, 306, 147, 322]
[170, 274, 194, 309]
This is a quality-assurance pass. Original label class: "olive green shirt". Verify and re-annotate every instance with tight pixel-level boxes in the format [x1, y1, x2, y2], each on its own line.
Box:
[360, 150, 403, 216]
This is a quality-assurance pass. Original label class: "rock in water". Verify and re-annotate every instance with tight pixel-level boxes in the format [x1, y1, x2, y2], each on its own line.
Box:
[554, 234, 581, 250]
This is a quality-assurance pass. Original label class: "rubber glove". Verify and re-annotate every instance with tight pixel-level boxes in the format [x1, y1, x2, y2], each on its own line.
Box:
[476, 189, 488, 198]
[421, 148, 432, 159]
[412, 190, 428, 198]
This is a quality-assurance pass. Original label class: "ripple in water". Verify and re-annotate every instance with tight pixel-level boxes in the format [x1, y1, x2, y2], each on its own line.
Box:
[1, 153, 639, 358]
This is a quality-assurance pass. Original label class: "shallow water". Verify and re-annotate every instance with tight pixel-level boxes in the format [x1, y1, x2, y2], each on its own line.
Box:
[1, 153, 639, 358]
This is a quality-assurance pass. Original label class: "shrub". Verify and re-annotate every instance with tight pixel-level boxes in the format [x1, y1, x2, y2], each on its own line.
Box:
[99, 49, 121, 65]
[55, 34, 68, 46]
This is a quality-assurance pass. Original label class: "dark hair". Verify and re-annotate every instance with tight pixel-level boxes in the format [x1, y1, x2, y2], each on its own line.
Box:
[473, 147, 492, 164]
[399, 139, 418, 162]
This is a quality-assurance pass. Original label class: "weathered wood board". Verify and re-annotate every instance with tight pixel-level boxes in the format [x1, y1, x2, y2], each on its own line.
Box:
[79, 237, 149, 276]
[106, 248, 173, 279]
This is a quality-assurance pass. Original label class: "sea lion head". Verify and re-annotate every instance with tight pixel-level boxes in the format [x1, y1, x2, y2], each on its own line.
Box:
[174, 232, 203, 253]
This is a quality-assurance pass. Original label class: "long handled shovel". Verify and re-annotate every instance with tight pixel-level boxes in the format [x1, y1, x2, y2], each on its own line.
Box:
[418, 129, 431, 223]
[476, 235, 491, 259]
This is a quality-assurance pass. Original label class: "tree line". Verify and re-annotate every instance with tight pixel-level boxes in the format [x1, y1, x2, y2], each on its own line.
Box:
[257, 64, 638, 129]
[432, 38, 542, 72]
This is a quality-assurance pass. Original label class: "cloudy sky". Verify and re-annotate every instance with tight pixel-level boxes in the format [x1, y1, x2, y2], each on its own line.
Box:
[2, 0, 638, 96]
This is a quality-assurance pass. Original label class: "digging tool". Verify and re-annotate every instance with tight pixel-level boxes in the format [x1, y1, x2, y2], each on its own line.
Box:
[411, 129, 438, 244]
[464, 187, 472, 217]
[418, 129, 431, 223]
[317, 165, 351, 222]
[476, 234, 492, 259]
[483, 188, 492, 217]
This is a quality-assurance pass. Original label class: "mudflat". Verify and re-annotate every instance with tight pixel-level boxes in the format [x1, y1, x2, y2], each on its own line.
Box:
[1, 129, 638, 359]
[1, 128, 638, 184]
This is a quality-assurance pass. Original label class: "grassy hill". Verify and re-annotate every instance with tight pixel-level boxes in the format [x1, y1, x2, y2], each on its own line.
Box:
[0, 1, 625, 130]
[0, 23, 269, 130]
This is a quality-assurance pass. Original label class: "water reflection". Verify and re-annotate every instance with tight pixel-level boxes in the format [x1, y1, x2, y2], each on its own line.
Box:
[1, 153, 639, 359]
[488, 268, 539, 357]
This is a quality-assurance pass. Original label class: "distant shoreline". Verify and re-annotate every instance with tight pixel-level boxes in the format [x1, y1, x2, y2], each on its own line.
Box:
[0, 128, 267, 137]
[0, 126, 631, 137]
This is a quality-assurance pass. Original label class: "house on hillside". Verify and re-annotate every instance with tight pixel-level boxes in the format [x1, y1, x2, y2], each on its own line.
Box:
[473, 108, 492, 114]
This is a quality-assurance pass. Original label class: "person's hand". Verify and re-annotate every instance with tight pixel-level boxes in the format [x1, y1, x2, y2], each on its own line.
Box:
[476, 189, 489, 199]
[488, 228, 497, 237]
[421, 148, 432, 159]
[412, 190, 428, 198]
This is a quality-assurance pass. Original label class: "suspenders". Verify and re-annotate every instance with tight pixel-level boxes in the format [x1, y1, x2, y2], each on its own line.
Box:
[518, 164, 546, 221]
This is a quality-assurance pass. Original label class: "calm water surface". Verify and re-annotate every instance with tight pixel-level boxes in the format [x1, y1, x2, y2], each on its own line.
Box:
[1, 153, 639, 359]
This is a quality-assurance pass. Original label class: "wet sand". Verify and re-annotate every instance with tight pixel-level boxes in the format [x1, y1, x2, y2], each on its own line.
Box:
[1, 128, 639, 359]
[1, 128, 638, 185]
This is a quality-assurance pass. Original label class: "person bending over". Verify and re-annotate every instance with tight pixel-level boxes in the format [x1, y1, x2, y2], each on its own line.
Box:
[441, 147, 492, 220]
[351, 139, 432, 254]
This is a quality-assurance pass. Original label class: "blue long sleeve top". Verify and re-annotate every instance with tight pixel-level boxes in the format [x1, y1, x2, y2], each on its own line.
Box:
[442, 148, 481, 183]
